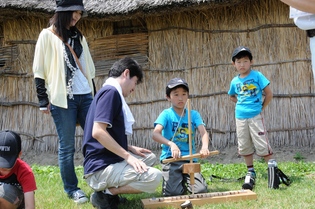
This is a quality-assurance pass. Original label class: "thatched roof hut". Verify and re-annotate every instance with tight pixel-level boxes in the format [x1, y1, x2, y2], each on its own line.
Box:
[0, 0, 314, 156]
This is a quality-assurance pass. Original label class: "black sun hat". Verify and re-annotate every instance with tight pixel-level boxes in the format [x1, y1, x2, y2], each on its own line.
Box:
[0, 130, 21, 168]
[55, 0, 87, 17]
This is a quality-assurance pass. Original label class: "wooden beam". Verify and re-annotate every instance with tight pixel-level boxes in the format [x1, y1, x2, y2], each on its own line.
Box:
[162, 150, 219, 163]
[141, 190, 257, 209]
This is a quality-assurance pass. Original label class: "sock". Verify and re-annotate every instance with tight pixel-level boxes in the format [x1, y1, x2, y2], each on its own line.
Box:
[103, 188, 113, 195]
[247, 165, 255, 172]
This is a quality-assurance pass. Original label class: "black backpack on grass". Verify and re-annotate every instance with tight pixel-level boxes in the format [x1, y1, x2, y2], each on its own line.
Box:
[268, 160, 291, 189]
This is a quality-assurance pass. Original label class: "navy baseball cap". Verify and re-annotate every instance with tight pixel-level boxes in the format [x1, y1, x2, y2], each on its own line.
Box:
[0, 130, 21, 168]
[232, 46, 252, 61]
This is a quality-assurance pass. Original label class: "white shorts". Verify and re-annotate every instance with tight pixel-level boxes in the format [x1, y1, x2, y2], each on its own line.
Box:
[236, 114, 273, 156]
[85, 152, 162, 193]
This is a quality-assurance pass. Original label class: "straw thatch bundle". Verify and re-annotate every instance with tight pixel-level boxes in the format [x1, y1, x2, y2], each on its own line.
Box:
[0, 0, 247, 21]
[0, 0, 314, 156]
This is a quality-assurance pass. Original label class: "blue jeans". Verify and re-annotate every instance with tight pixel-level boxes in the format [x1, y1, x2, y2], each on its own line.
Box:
[50, 93, 93, 196]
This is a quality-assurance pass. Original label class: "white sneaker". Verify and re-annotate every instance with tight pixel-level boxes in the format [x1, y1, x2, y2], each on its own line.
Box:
[242, 171, 256, 190]
[71, 189, 88, 204]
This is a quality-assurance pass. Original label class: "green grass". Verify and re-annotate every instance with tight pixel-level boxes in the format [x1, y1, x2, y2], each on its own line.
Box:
[33, 161, 315, 209]
[293, 152, 306, 161]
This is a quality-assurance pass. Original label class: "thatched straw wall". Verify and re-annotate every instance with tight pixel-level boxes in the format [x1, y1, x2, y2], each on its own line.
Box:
[0, 0, 314, 155]
[0, 16, 115, 152]
[134, 0, 315, 150]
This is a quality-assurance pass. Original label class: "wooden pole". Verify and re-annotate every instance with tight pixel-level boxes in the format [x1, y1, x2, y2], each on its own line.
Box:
[186, 99, 195, 194]
[187, 99, 192, 160]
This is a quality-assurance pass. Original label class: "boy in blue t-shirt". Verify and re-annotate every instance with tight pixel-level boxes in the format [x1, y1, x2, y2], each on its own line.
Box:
[152, 78, 210, 196]
[228, 46, 274, 190]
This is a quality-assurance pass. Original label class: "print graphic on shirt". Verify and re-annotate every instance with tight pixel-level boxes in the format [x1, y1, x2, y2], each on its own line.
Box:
[171, 122, 189, 143]
[236, 79, 260, 103]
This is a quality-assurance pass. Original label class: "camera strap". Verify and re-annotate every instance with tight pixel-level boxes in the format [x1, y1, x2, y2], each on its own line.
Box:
[210, 174, 245, 182]
[277, 168, 291, 186]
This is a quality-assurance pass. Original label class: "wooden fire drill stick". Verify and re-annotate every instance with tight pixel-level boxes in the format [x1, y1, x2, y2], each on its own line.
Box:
[186, 99, 196, 195]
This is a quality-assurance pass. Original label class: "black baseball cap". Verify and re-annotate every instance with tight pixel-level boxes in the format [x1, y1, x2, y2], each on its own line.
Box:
[0, 130, 21, 168]
[232, 46, 252, 61]
[166, 78, 189, 92]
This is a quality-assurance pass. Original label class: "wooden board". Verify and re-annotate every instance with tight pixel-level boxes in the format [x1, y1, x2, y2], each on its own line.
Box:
[141, 190, 257, 209]
[162, 150, 220, 163]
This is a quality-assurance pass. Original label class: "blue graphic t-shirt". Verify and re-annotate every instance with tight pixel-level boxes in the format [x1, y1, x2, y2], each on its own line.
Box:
[228, 70, 270, 119]
[154, 107, 205, 161]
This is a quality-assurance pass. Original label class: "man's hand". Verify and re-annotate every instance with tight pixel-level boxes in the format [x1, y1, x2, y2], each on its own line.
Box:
[128, 145, 152, 157]
[125, 153, 148, 174]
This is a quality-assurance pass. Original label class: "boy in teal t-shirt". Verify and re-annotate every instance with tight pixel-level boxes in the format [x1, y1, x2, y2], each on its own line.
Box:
[228, 46, 274, 190]
[153, 78, 210, 196]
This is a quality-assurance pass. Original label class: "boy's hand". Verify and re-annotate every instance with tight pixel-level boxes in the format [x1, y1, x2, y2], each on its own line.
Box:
[170, 143, 181, 159]
[200, 148, 210, 158]
[230, 95, 237, 103]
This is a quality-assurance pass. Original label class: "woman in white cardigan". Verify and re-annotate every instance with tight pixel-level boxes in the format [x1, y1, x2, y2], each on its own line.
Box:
[32, 0, 95, 204]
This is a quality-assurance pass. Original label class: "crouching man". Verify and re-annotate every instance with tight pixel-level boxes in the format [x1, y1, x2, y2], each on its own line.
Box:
[83, 57, 162, 209]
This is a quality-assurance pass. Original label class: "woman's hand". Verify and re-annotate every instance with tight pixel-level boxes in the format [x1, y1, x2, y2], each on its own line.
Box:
[40, 103, 51, 114]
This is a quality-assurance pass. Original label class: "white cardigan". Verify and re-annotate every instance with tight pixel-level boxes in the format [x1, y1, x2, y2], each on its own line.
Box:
[33, 26, 95, 108]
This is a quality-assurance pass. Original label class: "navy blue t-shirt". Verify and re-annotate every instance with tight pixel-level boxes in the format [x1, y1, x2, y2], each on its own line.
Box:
[83, 85, 128, 175]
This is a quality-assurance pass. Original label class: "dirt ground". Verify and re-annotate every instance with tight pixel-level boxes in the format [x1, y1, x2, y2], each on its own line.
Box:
[21, 146, 315, 166]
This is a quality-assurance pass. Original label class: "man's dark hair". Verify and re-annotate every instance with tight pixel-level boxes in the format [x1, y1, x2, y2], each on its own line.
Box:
[108, 57, 143, 83]
[232, 51, 253, 62]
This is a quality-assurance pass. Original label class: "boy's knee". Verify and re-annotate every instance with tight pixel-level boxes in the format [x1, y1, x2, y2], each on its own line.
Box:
[195, 186, 208, 194]
[0, 197, 17, 209]
[163, 189, 184, 197]
[0, 183, 23, 208]
[163, 183, 185, 196]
